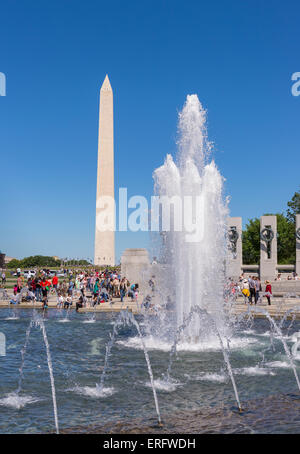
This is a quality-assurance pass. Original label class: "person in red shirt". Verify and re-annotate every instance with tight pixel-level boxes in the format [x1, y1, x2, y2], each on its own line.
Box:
[265, 280, 272, 305]
[52, 274, 58, 289]
[40, 277, 51, 298]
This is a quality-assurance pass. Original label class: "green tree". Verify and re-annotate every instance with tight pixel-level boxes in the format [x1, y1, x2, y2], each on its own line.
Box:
[242, 218, 260, 265]
[7, 259, 21, 269]
[7, 255, 61, 269]
[275, 214, 295, 264]
[287, 189, 300, 223]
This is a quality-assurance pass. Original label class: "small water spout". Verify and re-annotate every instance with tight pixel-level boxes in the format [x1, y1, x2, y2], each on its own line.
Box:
[193, 306, 242, 411]
[127, 312, 162, 425]
[252, 306, 300, 392]
[16, 321, 33, 394]
[99, 311, 128, 388]
[279, 305, 300, 329]
[166, 309, 197, 379]
[99, 309, 162, 425]
[292, 334, 300, 358]
[36, 318, 59, 434]
[214, 327, 242, 412]
[165, 304, 242, 411]
[16, 311, 59, 434]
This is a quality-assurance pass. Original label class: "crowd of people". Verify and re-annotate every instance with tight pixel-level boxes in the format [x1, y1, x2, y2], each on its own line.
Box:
[3, 266, 300, 310]
[228, 274, 272, 305]
[6, 268, 140, 311]
[275, 272, 299, 281]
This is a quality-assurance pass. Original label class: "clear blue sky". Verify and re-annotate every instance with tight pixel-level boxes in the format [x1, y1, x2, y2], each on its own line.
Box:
[0, 0, 299, 263]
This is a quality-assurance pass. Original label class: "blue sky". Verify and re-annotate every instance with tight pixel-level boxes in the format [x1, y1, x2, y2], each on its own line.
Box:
[0, 0, 299, 263]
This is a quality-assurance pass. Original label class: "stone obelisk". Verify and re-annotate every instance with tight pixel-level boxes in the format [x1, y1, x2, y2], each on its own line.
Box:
[94, 75, 115, 266]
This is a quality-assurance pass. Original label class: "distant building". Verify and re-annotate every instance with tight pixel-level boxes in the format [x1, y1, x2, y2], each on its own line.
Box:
[4, 256, 16, 264]
[52, 256, 60, 261]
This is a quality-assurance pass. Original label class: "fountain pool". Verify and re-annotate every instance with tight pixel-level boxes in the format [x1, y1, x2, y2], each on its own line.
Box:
[1, 309, 300, 433]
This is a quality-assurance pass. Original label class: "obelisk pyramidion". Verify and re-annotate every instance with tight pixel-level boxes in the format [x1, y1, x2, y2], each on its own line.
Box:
[94, 75, 115, 266]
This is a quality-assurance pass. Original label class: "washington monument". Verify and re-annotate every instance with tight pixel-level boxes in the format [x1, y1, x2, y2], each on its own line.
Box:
[94, 75, 115, 266]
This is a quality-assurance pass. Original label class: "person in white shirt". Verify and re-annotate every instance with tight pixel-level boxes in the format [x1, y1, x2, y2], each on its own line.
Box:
[57, 294, 64, 308]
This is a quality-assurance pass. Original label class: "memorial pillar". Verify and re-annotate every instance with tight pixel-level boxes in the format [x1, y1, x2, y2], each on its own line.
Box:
[260, 215, 277, 281]
[227, 217, 242, 280]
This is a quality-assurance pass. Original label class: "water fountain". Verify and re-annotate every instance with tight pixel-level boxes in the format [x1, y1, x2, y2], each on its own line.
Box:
[144, 94, 244, 407]
[1, 95, 300, 434]
[152, 95, 229, 336]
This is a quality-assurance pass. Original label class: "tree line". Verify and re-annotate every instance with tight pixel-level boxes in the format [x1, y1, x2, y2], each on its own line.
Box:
[7, 255, 90, 269]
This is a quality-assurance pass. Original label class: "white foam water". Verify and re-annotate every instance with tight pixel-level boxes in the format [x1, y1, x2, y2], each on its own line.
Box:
[185, 372, 228, 383]
[117, 334, 259, 352]
[88, 338, 103, 356]
[234, 366, 276, 377]
[0, 392, 40, 409]
[145, 378, 182, 392]
[265, 361, 293, 369]
[68, 385, 115, 398]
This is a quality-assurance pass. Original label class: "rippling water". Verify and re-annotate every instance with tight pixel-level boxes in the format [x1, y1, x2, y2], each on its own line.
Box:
[1, 308, 300, 433]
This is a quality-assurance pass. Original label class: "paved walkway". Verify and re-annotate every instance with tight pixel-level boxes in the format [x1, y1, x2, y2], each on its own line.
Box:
[227, 297, 300, 320]
[1, 292, 300, 319]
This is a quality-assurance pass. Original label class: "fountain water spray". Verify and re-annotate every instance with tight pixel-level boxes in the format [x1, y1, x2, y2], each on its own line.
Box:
[127, 311, 162, 425]
[166, 305, 242, 411]
[35, 317, 59, 434]
[99, 310, 162, 425]
[99, 311, 128, 388]
[16, 311, 59, 433]
[150, 94, 241, 410]
[153, 94, 229, 340]
[251, 306, 300, 392]
[17, 320, 33, 394]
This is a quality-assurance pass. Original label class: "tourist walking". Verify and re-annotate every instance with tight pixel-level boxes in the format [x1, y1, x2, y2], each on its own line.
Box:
[248, 276, 256, 305]
[254, 277, 262, 305]
[120, 278, 127, 302]
[93, 278, 100, 297]
[17, 275, 22, 293]
[40, 277, 49, 299]
[68, 280, 74, 296]
[265, 280, 272, 305]
[241, 279, 250, 304]
[52, 274, 58, 290]
[34, 277, 42, 302]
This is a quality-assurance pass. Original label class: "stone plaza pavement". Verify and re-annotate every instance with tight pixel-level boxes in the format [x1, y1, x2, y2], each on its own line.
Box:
[1, 291, 300, 319]
[227, 297, 300, 320]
